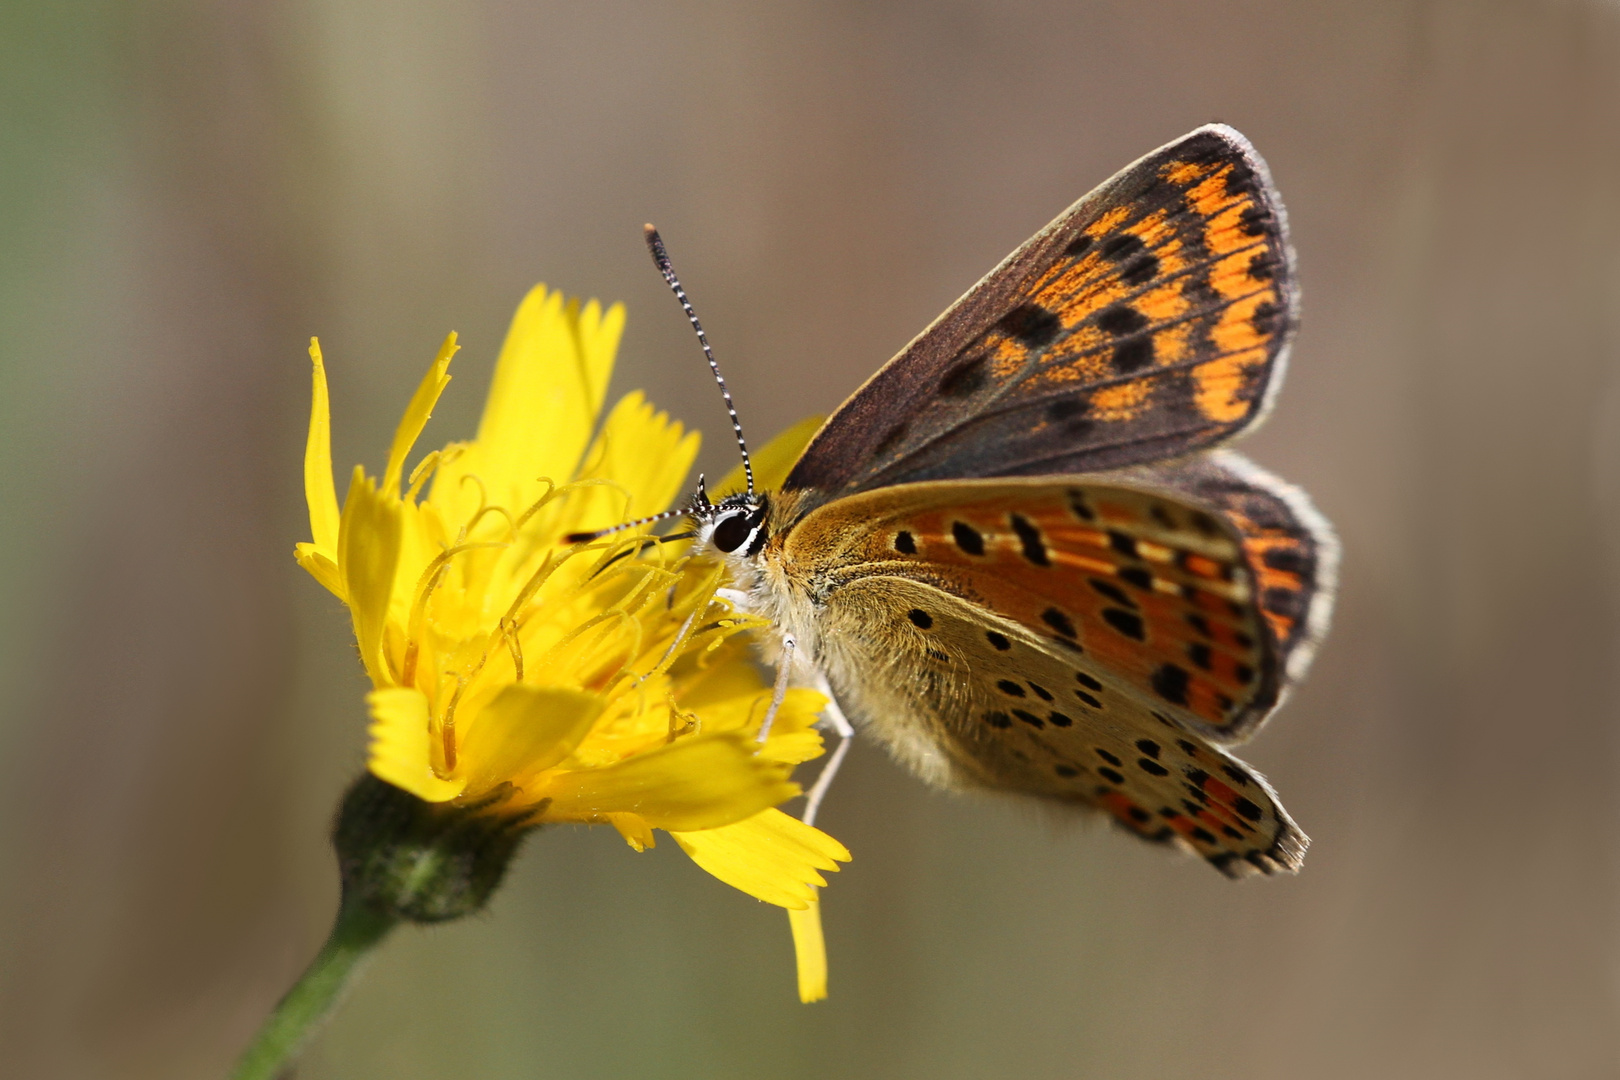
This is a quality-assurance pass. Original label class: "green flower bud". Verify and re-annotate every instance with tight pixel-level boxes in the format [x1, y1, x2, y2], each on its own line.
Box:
[333, 773, 541, 923]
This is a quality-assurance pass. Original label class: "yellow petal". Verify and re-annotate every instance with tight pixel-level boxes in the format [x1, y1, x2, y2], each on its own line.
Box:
[304, 339, 341, 553]
[383, 332, 457, 496]
[789, 893, 829, 1003]
[338, 467, 402, 686]
[714, 413, 825, 497]
[574, 296, 623, 420]
[570, 391, 701, 528]
[671, 807, 850, 908]
[293, 542, 344, 599]
[367, 687, 464, 802]
[541, 732, 797, 831]
[458, 685, 605, 795]
[607, 812, 657, 852]
[474, 287, 623, 502]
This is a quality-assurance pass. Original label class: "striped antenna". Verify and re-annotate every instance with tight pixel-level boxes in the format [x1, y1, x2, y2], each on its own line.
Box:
[645, 225, 755, 496]
[563, 505, 689, 545]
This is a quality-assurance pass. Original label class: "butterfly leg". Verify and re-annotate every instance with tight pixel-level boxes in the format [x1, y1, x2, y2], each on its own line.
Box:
[801, 670, 854, 828]
[757, 633, 795, 743]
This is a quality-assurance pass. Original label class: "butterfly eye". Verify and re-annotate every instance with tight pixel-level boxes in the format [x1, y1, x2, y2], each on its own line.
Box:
[711, 511, 754, 553]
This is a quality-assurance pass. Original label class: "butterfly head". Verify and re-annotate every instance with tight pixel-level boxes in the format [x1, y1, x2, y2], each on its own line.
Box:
[687, 474, 771, 559]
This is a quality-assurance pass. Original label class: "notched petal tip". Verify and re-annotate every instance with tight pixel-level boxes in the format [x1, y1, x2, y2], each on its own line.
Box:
[304, 337, 342, 553]
[383, 333, 458, 496]
[789, 895, 828, 1003]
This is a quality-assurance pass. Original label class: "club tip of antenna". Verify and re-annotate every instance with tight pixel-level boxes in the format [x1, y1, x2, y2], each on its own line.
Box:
[643, 224, 670, 270]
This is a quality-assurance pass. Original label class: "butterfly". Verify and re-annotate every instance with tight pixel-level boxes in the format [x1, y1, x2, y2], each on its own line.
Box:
[582, 125, 1337, 877]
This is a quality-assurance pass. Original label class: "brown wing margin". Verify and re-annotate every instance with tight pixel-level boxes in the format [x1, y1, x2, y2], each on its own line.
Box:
[784, 124, 1298, 496]
[1116, 449, 1338, 741]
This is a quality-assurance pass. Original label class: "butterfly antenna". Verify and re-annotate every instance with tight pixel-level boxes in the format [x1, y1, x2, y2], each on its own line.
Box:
[563, 506, 689, 545]
[644, 224, 755, 496]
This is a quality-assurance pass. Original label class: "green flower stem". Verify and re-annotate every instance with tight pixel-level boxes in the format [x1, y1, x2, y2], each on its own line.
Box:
[229, 899, 398, 1080]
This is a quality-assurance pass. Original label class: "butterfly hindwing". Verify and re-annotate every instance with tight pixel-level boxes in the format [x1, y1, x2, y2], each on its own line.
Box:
[1110, 450, 1339, 701]
[785, 124, 1296, 495]
[800, 550, 1306, 876]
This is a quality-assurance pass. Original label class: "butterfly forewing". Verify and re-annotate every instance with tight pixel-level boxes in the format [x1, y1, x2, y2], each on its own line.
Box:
[781, 478, 1282, 739]
[785, 124, 1296, 495]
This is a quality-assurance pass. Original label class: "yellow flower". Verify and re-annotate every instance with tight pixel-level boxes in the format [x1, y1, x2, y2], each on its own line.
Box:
[295, 284, 849, 998]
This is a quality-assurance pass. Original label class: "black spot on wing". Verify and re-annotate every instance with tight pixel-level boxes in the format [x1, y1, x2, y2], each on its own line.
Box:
[1102, 608, 1145, 640]
[938, 354, 988, 397]
[1088, 578, 1134, 607]
[1010, 514, 1049, 566]
[1251, 300, 1282, 336]
[1121, 253, 1159, 286]
[986, 630, 1011, 651]
[951, 521, 985, 555]
[907, 609, 933, 629]
[1118, 566, 1153, 591]
[1261, 545, 1309, 574]
[999, 303, 1062, 348]
[1113, 337, 1154, 374]
[1101, 234, 1145, 260]
[1097, 304, 1148, 336]
[1046, 398, 1085, 422]
[894, 530, 917, 554]
[874, 420, 909, 457]
[1239, 204, 1271, 237]
[1151, 663, 1191, 705]
[1066, 489, 1096, 521]
[1041, 607, 1078, 638]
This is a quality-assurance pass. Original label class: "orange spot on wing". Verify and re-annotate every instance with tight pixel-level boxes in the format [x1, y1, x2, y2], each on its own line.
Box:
[1209, 251, 1264, 300]
[1088, 379, 1152, 421]
[1193, 348, 1267, 423]
[1184, 167, 1236, 219]
[1089, 205, 1132, 236]
[1162, 160, 1207, 186]
[990, 336, 1028, 379]
[1135, 281, 1190, 324]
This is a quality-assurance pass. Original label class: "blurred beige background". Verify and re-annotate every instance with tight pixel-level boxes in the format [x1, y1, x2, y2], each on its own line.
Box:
[2, 1, 1619, 1077]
